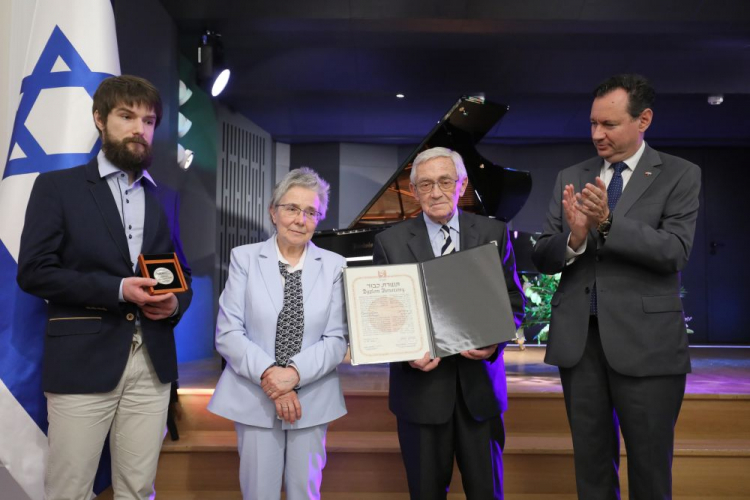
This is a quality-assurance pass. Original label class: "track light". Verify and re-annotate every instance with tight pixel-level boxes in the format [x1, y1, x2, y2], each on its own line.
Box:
[177, 144, 194, 170]
[197, 31, 230, 97]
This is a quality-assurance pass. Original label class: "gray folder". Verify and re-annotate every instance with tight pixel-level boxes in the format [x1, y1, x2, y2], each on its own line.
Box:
[420, 242, 517, 358]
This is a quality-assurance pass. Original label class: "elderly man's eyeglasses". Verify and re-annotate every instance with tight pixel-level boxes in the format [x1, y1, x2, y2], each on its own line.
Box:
[276, 204, 322, 221]
[414, 178, 460, 194]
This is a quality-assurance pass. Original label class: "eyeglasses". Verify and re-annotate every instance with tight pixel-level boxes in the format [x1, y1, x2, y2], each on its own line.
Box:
[276, 204, 322, 221]
[414, 178, 460, 194]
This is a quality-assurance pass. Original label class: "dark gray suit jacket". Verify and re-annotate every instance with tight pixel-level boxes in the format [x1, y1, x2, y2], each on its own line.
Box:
[17, 159, 193, 394]
[532, 144, 701, 377]
[372, 211, 525, 425]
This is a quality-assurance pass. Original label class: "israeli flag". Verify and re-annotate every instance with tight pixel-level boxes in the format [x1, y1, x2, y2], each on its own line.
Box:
[0, 1, 119, 498]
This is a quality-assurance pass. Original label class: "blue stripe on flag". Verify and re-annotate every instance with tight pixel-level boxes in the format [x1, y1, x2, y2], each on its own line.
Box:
[0, 241, 48, 433]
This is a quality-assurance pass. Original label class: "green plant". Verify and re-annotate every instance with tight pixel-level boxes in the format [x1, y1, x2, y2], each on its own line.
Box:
[521, 272, 560, 343]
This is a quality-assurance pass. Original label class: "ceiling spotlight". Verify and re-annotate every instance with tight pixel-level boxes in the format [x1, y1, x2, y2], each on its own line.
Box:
[178, 80, 193, 106]
[396, 93, 405, 99]
[212, 69, 231, 97]
[177, 144, 194, 171]
[197, 31, 230, 97]
[707, 94, 724, 105]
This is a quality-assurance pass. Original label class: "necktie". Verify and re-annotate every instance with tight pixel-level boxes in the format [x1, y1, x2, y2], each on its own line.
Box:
[606, 162, 627, 211]
[440, 225, 455, 255]
[275, 261, 304, 366]
[590, 162, 628, 315]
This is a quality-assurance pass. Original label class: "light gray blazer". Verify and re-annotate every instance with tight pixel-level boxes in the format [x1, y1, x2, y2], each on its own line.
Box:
[208, 238, 348, 429]
[532, 144, 701, 377]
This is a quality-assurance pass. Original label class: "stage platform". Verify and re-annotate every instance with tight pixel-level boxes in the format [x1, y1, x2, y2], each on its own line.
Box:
[96, 346, 750, 499]
[176, 344, 750, 396]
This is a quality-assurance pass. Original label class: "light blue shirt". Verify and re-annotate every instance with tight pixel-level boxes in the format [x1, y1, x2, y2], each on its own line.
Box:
[97, 151, 156, 300]
[423, 211, 460, 258]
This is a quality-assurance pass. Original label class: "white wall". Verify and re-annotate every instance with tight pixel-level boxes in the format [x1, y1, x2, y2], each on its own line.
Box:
[274, 141, 290, 187]
[338, 143, 399, 228]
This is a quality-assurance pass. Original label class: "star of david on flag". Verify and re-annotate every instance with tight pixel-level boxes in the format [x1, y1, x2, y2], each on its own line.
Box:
[0, 1, 119, 498]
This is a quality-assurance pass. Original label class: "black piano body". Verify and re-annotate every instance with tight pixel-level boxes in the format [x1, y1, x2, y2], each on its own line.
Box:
[312, 97, 536, 272]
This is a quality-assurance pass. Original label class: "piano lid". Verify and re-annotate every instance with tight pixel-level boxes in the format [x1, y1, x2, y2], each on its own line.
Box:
[347, 96, 532, 229]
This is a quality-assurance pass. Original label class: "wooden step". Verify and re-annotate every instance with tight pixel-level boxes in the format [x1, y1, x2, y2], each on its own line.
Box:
[175, 388, 750, 441]
[96, 486, 750, 500]
[96, 489, 750, 500]
[152, 429, 750, 496]
[97, 490, 585, 499]
[173, 347, 750, 440]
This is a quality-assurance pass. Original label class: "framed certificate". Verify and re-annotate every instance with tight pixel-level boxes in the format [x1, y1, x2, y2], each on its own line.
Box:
[345, 263, 432, 365]
[137, 253, 189, 295]
[343, 243, 518, 365]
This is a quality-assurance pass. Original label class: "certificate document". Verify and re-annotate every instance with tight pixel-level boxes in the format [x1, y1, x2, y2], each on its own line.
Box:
[344, 264, 433, 365]
[344, 243, 517, 365]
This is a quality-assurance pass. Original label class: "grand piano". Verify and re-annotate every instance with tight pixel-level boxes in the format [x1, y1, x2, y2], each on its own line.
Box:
[312, 96, 537, 272]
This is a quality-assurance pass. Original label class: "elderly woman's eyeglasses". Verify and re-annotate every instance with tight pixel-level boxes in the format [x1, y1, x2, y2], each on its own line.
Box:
[414, 178, 460, 194]
[276, 204, 322, 221]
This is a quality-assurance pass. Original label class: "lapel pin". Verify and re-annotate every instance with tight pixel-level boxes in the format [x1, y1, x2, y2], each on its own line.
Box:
[644, 171, 652, 176]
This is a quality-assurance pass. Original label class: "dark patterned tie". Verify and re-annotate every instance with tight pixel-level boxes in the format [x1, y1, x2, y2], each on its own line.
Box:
[275, 261, 304, 366]
[591, 162, 628, 315]
[440, 225, 455, 255]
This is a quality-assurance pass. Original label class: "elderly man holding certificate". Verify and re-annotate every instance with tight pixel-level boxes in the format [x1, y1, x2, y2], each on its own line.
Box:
[371, 147, 525, 499]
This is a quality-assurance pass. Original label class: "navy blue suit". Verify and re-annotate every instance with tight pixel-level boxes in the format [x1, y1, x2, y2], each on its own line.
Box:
[372, 210, 525, 499]
[17, 158, 192, 394]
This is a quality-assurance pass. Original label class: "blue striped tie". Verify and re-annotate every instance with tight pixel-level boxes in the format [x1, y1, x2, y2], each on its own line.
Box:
[590, 162, 627, 315]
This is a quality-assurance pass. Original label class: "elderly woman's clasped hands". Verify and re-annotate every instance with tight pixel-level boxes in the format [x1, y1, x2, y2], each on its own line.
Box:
[261, 365, 302, 423]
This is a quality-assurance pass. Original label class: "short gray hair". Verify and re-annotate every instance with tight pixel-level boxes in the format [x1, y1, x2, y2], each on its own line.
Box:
[409, 147, 467, 184]
[269, 167, 330, 219]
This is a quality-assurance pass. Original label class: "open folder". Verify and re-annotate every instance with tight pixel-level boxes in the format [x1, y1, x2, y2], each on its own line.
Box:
[343, 243, 517, 365]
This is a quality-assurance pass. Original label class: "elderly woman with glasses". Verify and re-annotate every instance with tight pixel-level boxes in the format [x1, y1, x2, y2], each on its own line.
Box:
[208, 167, 348, 500]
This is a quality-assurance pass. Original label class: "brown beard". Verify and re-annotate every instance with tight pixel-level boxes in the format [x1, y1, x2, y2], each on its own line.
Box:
[101, 129, 153, 178]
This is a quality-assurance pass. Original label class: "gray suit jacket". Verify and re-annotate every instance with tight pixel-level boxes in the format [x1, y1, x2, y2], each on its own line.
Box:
[532, 144, 701, 377]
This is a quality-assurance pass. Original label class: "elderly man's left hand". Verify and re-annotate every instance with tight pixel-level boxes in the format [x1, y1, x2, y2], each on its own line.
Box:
[261, 365, 300, 399]
[460, 344, 498, 361]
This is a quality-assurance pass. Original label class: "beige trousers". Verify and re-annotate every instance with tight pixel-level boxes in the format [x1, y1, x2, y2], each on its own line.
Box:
[44, 330, 170, 500]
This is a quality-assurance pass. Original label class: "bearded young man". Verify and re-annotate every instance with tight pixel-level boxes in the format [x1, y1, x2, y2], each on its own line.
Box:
[17, 75, 193, 499]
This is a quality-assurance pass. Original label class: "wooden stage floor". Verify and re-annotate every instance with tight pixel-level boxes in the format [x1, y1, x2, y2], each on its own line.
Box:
[103, 345, 748, 500]
[176, 345, 750, 396]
